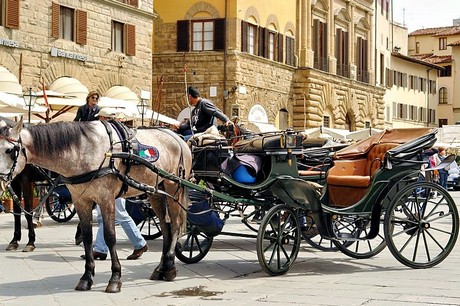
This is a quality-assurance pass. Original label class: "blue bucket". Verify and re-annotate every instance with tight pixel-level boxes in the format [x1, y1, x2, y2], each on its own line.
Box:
[188, 200, 224, 237]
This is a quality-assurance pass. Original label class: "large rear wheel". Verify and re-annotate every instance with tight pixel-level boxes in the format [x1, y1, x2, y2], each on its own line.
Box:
[384, 182, 459, 268]
[257, 204, 301, 276]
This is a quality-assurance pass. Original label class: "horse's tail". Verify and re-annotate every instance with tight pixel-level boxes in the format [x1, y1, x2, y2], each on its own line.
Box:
[179, 186, 189, 236]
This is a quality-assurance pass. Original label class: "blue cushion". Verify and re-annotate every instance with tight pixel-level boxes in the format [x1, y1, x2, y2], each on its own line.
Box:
[232, 165, 256, 183]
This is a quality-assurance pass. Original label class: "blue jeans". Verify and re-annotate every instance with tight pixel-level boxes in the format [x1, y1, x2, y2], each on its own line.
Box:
[93, 198, 146, 254]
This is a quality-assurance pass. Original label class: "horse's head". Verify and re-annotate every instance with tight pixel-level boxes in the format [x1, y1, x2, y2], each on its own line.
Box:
[0, 117, 26, 184]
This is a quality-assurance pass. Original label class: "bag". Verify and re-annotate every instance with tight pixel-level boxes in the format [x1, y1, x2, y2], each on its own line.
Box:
[187, 200, 224, 237]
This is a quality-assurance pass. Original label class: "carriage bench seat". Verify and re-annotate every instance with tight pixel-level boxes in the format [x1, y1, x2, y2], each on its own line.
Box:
[326, 142, 399, 207]
[233, 134, 303, 154]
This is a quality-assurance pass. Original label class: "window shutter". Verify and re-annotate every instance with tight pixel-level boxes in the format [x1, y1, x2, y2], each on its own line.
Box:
[214, 18, 225, 51]
[125, 24, 136, 56]
[277, 33, 283, 63]
[76, 10, 87, 45]
[241, 21, 248, 52]
[285, 36, 295, 66]
[177, 20, 190, 52]
[51, 2, 60, 39]
[321, 22, 327, 60]
[5, 0, 20, 29]
[263, 28, 269, 58]
[258, 26, 264, 56]
[313, 19, 319, 66]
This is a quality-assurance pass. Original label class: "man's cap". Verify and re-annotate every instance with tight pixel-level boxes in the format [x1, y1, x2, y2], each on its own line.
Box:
[188, 86, 200, 98]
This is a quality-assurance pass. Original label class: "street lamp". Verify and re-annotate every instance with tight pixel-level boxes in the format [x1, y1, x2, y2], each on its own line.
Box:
[137, 99, 148, 126]
[23, 87, 38, 123]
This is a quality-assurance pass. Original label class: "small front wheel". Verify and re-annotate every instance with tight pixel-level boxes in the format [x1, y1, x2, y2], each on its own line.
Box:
[384, 182, 459, 268]
[45, 188, 76, 223]
[175, 221, 213, 264]
[257, 204, 301, 276]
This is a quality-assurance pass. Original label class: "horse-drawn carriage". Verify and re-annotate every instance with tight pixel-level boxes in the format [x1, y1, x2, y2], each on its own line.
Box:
[0, 119, 458, 293]
[171, 126, 459, 275]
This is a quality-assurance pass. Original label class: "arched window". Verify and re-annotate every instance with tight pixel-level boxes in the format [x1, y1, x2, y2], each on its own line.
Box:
[439, 87, 448, 104]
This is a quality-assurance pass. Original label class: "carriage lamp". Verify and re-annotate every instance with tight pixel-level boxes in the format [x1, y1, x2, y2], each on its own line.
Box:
[137, 99, 148, 126]
[23, 87, 38, 123]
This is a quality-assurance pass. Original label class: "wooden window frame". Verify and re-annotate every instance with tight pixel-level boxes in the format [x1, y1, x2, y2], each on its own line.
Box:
[439, 37, 447, 50]
[51, 2, 87, 45]
[439, 87, 448, 104]
[178, 19, 224, 52]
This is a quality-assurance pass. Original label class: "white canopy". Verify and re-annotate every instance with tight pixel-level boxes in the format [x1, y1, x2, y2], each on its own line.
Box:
[303, 127, 349, 140]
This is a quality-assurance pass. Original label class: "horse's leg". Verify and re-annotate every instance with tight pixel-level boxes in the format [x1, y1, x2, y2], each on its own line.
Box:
[22, 180, 36, 252]
[99, 200, 122, 293]
[150, 186, 187, 281]
[75, 202, 95, 291]
[6, 180, 22, 251]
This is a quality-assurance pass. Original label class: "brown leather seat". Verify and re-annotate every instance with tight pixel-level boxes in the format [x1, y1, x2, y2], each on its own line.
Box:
[326, 143, 399, 207]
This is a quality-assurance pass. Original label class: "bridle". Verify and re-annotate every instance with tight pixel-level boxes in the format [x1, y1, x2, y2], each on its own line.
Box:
[0, 135, 22, 183]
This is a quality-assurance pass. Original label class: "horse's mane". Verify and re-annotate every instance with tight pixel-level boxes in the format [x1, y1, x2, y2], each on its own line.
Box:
[27, 121, 97, 158]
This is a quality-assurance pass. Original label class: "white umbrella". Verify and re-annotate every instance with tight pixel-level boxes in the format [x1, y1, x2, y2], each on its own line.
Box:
[0, 92, 48, 113]
[303, 127, 349, 140]
[346, 128, 382, 141]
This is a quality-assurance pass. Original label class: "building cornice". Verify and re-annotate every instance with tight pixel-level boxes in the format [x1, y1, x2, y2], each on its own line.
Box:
[94, 0, 157, 19]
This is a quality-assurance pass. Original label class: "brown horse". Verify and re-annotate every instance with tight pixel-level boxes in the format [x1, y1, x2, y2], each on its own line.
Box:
[3, 164, 45, 252]
[0, 119, 192, 293]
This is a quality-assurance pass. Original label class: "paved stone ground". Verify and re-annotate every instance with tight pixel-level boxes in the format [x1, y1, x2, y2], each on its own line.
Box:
[0, 191, 459, 306]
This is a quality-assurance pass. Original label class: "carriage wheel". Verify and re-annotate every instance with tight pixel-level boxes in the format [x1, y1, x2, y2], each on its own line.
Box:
[384, 181, 459, 269]
[257, 204, 301, 276]
[45, 191, 76, 223]
[175, 221, 213, 264]
[136, 207, 162, 240]
[332, 214, 386, 259]
[299, 209, 338, 251]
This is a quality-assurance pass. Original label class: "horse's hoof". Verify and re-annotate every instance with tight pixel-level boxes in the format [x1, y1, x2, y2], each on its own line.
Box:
[75, 279, 93, 291]
[22, 244, 36, 252]
[150, 268, 164, 280]
[164, 268, 177, 281]
[105, 281, 122, 293]
[6, 242, 19, 251]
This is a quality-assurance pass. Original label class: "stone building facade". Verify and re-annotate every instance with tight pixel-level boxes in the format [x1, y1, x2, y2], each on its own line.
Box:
[153, 0, 385, 131]
[0, 0, 154, 120]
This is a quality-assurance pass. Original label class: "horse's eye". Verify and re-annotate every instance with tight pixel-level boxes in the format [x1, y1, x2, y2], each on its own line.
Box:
[5, 148, 13, 154]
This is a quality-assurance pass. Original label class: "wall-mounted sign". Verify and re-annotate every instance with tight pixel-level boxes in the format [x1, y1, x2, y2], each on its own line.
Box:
[0, 38, 20, 48]
[50, 47, 87, 62]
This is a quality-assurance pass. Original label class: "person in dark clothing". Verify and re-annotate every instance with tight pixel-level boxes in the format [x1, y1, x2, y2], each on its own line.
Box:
[174, 86, 233, 140]
[74, 91, 101, 122]
[74, 91, 101, 245]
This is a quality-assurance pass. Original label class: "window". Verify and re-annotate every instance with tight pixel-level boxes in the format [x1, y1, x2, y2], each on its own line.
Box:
[365, 121, 370, 128]
[60, 6, 74, 41]
[415, 42, 420, 54]
[439, 37, 447, 50]
[51, 2, 87, 45]
[439, 87, 448, 104]
[356, 36, 369, 83]
[177, 19, 225, 52]
[323, 116, 330, 128]
[335, 28, 349, 77]
[439, 119, 448, 127]
[313, 19, 328, 71]
[192, 20, 213, 51]
[268, 31, 276, 60]
[0, 0, 19, 28]
[440, 65, 452, 77]
[115, 0, 138, 6]
[111, 20, 136, 55]
[241, 21, 284, 63]
[248, 23, 257, 54]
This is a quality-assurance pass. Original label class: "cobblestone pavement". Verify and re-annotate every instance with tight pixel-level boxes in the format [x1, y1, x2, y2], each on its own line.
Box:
[0, 191, 459, 306]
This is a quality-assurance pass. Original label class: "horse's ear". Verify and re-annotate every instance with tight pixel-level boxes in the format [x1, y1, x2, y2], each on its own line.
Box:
[11, 117, 23, 136]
